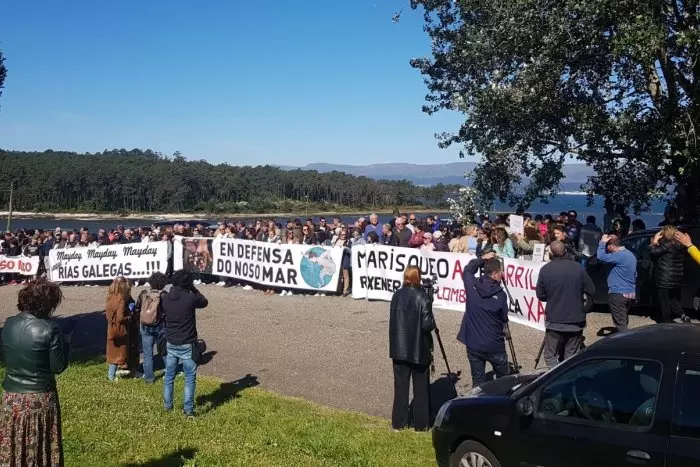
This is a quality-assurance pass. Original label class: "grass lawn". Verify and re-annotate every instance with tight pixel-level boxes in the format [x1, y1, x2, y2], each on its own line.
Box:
[0, 358, 434, 466]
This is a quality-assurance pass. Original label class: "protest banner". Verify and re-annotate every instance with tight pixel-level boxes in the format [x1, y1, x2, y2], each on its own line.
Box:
[351, 244, 546, 331]
[0, 255, 40, 276]
[174, 237, 344, 292]
[47, 242, 169, 282]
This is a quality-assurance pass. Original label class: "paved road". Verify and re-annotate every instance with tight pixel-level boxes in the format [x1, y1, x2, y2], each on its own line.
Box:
[0, 284, 655, 418]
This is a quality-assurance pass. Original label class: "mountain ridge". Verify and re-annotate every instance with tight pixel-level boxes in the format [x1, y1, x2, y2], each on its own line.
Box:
[278, 162, 594, 190]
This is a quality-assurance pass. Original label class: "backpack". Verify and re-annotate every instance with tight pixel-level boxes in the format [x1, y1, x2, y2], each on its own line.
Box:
[140, 290, 162, 326]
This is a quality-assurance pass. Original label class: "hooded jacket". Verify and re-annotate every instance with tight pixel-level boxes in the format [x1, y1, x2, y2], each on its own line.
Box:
[457, 258, 509, 354]
[162, 286, 208, 345]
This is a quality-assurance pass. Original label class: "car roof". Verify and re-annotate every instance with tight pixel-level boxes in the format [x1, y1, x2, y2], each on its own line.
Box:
[585, 324, 700, 359]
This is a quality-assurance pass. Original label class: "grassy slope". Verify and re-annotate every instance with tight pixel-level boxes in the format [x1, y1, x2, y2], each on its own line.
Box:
[1, 359, 434, 467]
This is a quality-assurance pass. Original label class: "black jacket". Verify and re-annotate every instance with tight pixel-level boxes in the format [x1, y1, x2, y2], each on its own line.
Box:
[1, 313, 69, 393]
[162, 286, 208, 345]
[536, 257, 595, 326]
[650, 239, 685, 289]
[389, 286, 436, 366]
[391, 228, 412, 248]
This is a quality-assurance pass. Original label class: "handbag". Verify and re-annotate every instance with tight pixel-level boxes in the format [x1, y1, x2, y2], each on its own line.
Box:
[191, 339, 207, 364]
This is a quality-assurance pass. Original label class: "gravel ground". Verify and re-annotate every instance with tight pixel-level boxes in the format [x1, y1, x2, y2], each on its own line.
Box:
[0, 284, 655, 419]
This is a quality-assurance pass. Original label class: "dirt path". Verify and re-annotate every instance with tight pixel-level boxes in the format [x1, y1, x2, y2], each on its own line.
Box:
[0, 284, 654, 418]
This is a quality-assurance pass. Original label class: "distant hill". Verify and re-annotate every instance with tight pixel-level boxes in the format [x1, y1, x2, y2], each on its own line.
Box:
[279, 162, 594, 191]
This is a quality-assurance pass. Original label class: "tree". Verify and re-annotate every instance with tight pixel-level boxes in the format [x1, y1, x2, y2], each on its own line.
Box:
[410, 0, 700, 218]
[0, 148, 461, 213]
[0, 48, 6, 107]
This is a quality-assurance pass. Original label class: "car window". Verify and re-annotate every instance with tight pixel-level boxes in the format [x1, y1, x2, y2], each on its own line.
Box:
[538, 359, 662, 429]
[675, 368, 700, 438]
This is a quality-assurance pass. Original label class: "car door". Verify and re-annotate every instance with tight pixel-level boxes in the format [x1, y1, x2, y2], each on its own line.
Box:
[517, 358, 667, 467]
[665, 353, 700, 466]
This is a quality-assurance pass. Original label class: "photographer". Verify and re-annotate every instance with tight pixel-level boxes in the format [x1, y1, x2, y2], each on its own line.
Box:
[457, 252, 510, 387]
[161, 270, 208, 417]
[536, 241, 595, 368]
[389, 265, 436, 431]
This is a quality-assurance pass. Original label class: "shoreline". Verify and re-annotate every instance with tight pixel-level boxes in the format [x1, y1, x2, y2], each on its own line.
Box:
[0, 208, 443, 221]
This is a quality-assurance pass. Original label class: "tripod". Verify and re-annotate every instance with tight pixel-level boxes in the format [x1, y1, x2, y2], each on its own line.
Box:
[424, 282, 460, 394]
[499, 277, 522, 375]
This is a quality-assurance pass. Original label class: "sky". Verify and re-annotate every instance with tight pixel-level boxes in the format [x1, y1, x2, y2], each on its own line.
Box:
[0, 1, 468, 166]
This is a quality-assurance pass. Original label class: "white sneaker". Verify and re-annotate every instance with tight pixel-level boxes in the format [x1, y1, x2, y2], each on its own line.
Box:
[243, 285, 254, 291]
[134, 281, 140, 287]
[279, 290, 287, 296]
[320, 293, 326, 297]
[217, 281, 225, 286]
[194, 280, 202, 285]
[144, 282, 150, 288]
[286, 290, 293, 296]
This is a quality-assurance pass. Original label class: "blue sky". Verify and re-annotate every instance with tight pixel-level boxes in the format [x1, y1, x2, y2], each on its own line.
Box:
[0, 1, 467, 166]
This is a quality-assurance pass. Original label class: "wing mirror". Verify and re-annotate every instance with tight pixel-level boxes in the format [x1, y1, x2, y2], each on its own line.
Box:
[516, 397, 534, 417]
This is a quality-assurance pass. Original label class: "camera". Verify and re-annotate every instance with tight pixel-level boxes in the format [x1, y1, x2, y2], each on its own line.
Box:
[421, 274, 438, 297]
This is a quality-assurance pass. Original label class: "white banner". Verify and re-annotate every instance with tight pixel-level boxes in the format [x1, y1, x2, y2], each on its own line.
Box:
[47, 242, 169, 282]
[174, 237, 344, 292]
[351, 244, 546, 331]
[0, 255, 40, 276]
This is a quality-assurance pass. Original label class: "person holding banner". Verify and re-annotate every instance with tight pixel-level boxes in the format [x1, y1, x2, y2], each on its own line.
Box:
[457, 253, 510, 387]
[389, 266, 436, 431]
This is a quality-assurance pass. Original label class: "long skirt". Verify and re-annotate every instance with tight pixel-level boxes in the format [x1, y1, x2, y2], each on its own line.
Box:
[0, 391, 63, 467]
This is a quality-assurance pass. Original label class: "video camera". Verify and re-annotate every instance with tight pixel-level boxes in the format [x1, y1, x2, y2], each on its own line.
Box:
[421, 274, 438, 299]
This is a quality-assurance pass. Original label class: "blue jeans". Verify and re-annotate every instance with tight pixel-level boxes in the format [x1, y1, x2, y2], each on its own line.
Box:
[163, 342, 197, 415]
[141, 323, 165, 383]
[108, 363, 118, 381]
[467, 348, 509, 387]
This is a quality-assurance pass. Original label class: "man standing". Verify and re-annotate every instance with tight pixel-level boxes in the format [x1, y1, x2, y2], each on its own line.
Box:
[391, 217, 412, 248]
[536, 241, 595, 368]
[578, 216, 603, 268]
[457, 253, 510, 387]
[363, 213, 383, 242]
[161, 270, 208, 417]
[406, 214, 417, 233]
[597, 235, 637, 332]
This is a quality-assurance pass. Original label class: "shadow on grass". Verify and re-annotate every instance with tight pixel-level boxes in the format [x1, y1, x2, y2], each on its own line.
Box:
[196, 374, 260, 414]
[54, 310, 108, 359]
[120, 447, 197, 467]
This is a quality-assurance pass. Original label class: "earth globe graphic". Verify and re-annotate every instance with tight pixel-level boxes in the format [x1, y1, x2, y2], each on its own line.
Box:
[300, 247, 336, 289]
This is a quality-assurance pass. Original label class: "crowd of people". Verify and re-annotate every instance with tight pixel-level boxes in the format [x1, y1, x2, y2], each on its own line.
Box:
[0, 208, 661, 292]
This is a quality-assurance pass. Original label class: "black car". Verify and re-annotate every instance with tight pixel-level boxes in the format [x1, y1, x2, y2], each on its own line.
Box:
[586, 226, 700, 310]
[432, 324, 700, 466]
